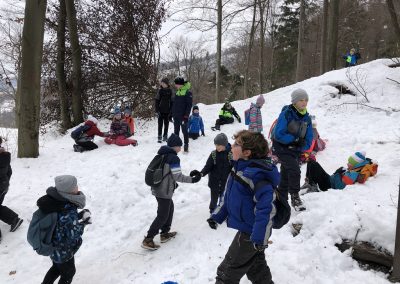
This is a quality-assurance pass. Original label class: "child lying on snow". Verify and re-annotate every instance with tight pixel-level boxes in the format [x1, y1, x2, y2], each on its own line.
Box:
[301, 151, 378, 193]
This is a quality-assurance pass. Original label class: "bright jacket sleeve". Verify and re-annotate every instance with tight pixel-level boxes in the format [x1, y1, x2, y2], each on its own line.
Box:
[169, 155, 193, 183]
[341, 171, 359, 186]
[251, 182, 275, 245]
[274, 111, 296, 144]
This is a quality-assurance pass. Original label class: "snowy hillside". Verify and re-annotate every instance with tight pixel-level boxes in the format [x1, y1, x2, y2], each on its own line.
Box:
[1, 59, 400, 284]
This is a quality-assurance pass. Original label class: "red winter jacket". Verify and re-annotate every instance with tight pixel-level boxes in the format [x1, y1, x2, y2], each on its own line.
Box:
[84, 120, 106, 138]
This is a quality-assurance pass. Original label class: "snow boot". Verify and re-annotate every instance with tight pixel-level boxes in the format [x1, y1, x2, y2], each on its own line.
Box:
[184, 144, 189, 152]
[290, 193, 306, 211]
[141, 237, 160, 250]
[10, 218, 23, 232]
[160, 231, 177, 243]
[211, 125, 220, 131]
[162, 135, 168, 142]
[73, 144, 84, 152]
[300, 178, 310, 190]
[157, 136, 162, 143]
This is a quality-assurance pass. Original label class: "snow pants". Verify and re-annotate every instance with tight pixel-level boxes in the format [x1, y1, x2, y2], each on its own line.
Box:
[42, 257, 76, 284]
[0, 185, 18, 226]
[147, 197, 174, 239]
[173, 119, 189, 146]
[76, 141, 98, 151]
[306, 160, 331, 191]
[104, 135, 137, 146]
[277, 152, 301, 200]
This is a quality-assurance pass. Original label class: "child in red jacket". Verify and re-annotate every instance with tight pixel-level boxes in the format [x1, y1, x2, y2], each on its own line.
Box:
[73, 115, 109, 152]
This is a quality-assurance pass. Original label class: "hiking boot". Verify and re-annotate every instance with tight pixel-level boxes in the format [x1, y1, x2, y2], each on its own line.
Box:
[131, 140, 138, 146]
[157, 136, 162, 143]
[10, 218, 23, 232]
[160, 231, 177, 243]
[184, 144, 189, 152]
[290, 193, 306, 211]
[141, 237, 160, 250]
[73, 144, 84, 153]
[162, 135, 168, 142]
[300, 181, 311, 190]
[308, 183, 320, 193]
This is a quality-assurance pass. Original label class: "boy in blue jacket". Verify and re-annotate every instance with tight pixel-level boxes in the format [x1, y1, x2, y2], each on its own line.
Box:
[188, 105, 205, 140]
[38, 175, 92, 284]
[207, 130, 279, 284]
[271, 88, 313, 211]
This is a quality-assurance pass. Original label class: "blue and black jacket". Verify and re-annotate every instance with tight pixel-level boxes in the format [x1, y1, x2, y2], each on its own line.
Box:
[211, 159, 280, 246]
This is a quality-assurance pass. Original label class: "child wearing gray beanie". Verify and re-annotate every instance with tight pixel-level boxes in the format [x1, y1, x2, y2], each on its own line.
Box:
[291, 88, 309, 104]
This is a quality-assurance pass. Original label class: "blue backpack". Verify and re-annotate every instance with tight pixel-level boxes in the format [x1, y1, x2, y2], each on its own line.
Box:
[70, 124, 91, 140]
[244, 108, 250, 125]
[27, 209, 58, 256]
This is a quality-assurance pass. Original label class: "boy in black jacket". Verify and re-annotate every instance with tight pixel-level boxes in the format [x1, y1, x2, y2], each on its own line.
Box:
[196, 133, 232, 213]
[0, 137, 23, 242]
[155, 77, 173, 143]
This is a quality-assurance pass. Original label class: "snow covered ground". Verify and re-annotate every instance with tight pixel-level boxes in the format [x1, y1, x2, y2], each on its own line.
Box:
[1, 59, 400, 283]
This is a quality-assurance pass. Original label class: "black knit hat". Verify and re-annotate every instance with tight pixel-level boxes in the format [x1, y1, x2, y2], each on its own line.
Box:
[174, 76, 185, 85]
[192, 105, 199, 112]
[161, 77, 170, 85]
[167, 133, 183, 147]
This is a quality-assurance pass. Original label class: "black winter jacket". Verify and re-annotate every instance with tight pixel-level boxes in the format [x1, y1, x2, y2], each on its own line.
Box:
[0, 150, 12, 192]
[155, 87, 173, 114]
[201, 145, 233, 190]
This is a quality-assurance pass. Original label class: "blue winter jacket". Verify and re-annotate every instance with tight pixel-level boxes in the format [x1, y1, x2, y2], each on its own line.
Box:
[272, 105, 313, 153]
[211, 159, 280, 246]
[188, 113, 204, 134]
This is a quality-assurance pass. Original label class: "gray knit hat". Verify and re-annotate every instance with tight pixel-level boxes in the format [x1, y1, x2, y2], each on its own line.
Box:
[291, 88, 309, 103]
[214, 133, 228, 146]
[55, 175, 78, 194]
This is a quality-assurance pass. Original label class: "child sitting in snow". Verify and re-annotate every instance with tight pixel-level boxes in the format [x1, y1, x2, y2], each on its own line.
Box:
[188, 105, 205, 140]
[122, 106, 135, 137]
[105, 109, 138, 146]
[72, 115, 109, 152]
[299, 115, 326, 164]
[301, 151, 378, 193]
[211, 100, 241, 131]
[248, 94, 265, 133]
[195, 133, 232, 213]
[37, 175, 92, 284]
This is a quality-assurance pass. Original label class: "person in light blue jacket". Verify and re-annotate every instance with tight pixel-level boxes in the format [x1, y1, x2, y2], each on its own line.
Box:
[188, 105, 205, 140]
[207, 130, 278, 284]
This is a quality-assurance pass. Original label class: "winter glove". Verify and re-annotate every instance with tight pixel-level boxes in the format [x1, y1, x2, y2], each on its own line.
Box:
[201, 131, 205, 136]
[191, 173, 201, 183]
[237, 116, 241, 123]
[168, 115, 173, 123]
[207, 218, 218, 230]
[253, 243, 268, 252]
[79, 209, 92, 225]
[334, 167, 346, 175]
[190, 170, 201, 177]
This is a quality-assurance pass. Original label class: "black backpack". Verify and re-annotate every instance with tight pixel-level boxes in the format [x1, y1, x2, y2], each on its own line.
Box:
[70, 124, 91, 140]
[145, 154, 168, 186]
[232, 171, 291, 229]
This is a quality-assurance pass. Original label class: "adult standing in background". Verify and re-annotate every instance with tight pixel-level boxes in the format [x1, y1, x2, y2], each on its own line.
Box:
[172, 76, 192, 152]
[155, 78, 173, 143]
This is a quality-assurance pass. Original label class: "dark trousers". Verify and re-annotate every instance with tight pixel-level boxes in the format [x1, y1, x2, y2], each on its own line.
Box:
[215, 117, 234, 127]
[209, 185, 224, 213]
[76, 141, 98, 151]
[277, 153, 301, 200]
[216, 232, 273, 284]
[42, 257, 76, 284]
[189, 133, 199, 140]
[173, 119, 189, 146]
[147, 197, 174, 238]
[0, 187, 18, 225]
[306, 161, 331, 191]
[158, 113, 169, 138]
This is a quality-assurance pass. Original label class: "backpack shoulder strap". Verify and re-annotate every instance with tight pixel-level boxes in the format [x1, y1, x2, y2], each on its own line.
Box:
[211, 150, 217, 165]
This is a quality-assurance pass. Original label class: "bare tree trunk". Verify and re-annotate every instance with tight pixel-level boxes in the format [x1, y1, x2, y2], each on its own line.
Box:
[320, 0, 328, 74]
[386, 0, 400, 44]
[327, 0, 340, 70]
[57, 0, 72, 131]
[295, 0, 306, 82]
[244, 0, 258, 99]
[216, 0, 222, 102]
[258, 0, 267, 93]
[17, 0, 47, 158]
[65, 0, 83, 124]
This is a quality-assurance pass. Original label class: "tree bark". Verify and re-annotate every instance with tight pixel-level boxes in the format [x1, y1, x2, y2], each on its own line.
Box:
[327, 0, 340, 70]
[386, 0, 400, 44]
[216, 0, 222, 103]
[244, 0, 257, 99]
[258, 0, 267, 93]
[17, 0, 47, 158]
[65, 0, 84, 124]
[295, 0, 306, 82]
[320, 0, 328, 74]
[57, 0, 72, 131]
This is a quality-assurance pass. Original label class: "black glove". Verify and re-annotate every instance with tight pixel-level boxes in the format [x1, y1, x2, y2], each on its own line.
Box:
[207, 218, 218, 230]
[79, 209, 92, 225]
[192, 173, 201, 183]
[190, 170, 200, 177]
[237, 116, 241, 123]
[168, 115, 173, 122]
[253, 243, 268, 252]
[201, 131, 205, 136]
[334, 166, 346, 175]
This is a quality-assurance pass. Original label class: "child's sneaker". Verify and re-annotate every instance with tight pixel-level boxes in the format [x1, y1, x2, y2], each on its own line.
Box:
[157, 136, 162, 143]
[160, 231, 177, 243]
[10, 218, 23, 232]
[141, 237, 160, 250]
